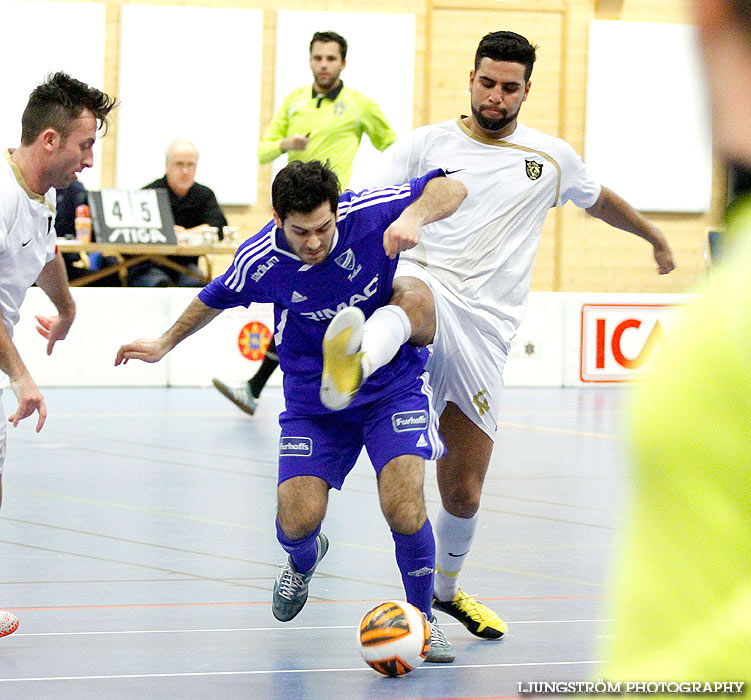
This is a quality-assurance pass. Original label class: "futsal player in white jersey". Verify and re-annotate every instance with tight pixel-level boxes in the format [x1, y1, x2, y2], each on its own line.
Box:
[0, 73, 116, 638]
[324, 30, 675, 640]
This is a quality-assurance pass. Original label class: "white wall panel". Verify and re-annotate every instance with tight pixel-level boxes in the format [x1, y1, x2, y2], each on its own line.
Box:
[117, 5, 263, 205]
[167, 297, 278, 387]
[504, 293, 565, 387]
[0, 1, 106, 189]
[15, 288, 170, 386]
[585, 21, 712, 212]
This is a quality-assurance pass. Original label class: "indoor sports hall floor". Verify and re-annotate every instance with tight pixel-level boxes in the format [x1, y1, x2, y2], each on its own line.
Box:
[0, 386, 630, 699]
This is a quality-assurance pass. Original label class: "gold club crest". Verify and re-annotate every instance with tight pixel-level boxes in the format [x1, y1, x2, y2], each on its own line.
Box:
[525, 159, 543, 180]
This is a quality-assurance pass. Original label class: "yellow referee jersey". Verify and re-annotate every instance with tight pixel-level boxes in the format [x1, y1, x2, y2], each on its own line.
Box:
[258, 84, 397, 188]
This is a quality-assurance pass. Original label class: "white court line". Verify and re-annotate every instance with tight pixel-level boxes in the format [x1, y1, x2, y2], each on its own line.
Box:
[11, 619, 612, 638]
[0, 660, 603, 683]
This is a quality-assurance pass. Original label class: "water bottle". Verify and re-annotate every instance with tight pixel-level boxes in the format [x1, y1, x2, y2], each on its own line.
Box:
[75, 205, 92, 243]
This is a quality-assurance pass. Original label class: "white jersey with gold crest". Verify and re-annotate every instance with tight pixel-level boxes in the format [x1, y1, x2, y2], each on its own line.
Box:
[358, 118, 601, 348]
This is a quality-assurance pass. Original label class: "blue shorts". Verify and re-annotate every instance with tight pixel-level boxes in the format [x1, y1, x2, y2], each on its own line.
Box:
[278, 372, 444, 489]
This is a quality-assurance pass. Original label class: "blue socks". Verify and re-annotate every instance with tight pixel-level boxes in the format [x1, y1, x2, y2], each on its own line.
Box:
[276, 516, 436, 618]
[392, 518, 436, 618]
[276, 519, 321, 574]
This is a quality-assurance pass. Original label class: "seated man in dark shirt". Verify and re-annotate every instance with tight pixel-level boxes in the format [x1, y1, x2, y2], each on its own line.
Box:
[131, 139, 227, 287]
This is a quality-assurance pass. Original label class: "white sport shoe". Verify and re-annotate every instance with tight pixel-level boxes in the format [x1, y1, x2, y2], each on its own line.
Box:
[212, 377, 257, 415]
[1, 610, 19, 638]
[320, 306, 368, 411]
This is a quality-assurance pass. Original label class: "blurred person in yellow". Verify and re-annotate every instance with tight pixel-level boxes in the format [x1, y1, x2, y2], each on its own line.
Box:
[603, 0, 751, 685]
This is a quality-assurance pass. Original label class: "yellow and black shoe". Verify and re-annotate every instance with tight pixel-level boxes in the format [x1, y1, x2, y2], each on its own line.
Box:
[432, 589, 507, 639]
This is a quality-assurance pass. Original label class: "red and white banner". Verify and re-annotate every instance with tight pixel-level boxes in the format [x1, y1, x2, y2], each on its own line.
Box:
[580, 303, 678, 382]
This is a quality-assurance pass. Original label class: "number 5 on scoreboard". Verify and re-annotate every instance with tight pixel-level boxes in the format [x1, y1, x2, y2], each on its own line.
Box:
[130, 190, 164, 228]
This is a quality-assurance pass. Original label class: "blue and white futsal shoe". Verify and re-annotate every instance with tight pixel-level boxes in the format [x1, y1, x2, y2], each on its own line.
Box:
[320, 306, 369, 411]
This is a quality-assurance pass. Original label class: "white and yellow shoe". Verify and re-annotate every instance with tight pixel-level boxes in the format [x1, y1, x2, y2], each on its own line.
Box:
[320, 306, 368, 411]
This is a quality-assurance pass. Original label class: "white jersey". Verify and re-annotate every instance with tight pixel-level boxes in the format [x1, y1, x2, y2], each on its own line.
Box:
[0, 149, 57, 338]
[359, 118, 601, 347]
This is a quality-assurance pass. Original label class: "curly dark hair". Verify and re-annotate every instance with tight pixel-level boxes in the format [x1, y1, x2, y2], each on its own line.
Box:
[475, 31, 538, 81]
[272, 160, 340, 223]
[310, 31, 347, 60]
[21, 72, 117, 145]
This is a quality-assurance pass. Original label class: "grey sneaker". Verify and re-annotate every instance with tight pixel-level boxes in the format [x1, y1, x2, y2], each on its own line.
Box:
[272, 533, 329, 622]
[425, 615, 455, 663]
[212, 377, 257, 415]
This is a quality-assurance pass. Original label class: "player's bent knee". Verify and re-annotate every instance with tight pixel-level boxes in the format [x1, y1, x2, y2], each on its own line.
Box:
[277, 512, 322, 542]
[441, 489, 481, 519]
[386, 511, 426, 536]
[276, 503, 326, 540]
[277, 480, 327, 540]
[381, 499, 426, 535]
[277, 497, 325, 539]
[390, 278, 435, 345]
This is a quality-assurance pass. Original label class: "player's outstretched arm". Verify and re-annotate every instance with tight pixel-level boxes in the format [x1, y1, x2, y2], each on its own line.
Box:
[115, 297, 223, 366]
[586, 186, 676, 275]
[383, 177, 468, 258]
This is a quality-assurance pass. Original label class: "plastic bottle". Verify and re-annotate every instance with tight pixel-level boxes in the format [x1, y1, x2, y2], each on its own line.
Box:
[74, 205, 92, 243]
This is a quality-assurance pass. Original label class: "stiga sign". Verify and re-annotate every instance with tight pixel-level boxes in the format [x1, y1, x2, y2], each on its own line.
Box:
[580, 304, 676, 382]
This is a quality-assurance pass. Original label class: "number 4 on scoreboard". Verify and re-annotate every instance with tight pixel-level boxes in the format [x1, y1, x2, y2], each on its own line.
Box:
[100, 189, 163, 229]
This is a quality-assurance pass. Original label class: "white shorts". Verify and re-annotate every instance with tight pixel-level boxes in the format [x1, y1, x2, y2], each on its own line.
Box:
[396, 260, 508, 441]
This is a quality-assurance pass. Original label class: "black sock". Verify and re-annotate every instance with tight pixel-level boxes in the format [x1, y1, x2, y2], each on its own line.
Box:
[249, 339, 279, 398]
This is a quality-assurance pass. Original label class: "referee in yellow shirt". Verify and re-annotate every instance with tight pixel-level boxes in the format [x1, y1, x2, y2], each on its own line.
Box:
[212, 30, 398, 415]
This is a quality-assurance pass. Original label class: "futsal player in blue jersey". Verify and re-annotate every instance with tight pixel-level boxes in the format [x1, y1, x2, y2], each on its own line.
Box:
[115, 160, 467, 663]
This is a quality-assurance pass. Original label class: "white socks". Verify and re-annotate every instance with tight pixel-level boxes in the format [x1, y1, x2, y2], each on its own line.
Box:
[360, 305, 411, 378]
[433, 504, 479, 602]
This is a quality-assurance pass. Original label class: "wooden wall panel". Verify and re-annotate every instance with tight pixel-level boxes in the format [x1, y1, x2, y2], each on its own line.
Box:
[41, 0, 427, 239]
[560, 0, 725, 292]
[429, 9, 564, 290]
[433, 0, 564, 10]
[231, 0, 428, 234]
[39, 0, 726, 292]
[428, 9, 563, 133]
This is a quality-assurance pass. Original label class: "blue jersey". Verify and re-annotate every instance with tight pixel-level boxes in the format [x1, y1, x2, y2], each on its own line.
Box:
[199, 169, 445, 414]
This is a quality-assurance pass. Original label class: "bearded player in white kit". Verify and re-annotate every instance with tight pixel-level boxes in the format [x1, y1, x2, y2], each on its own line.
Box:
[320, 30, 675, 640]
[0, 73, 116, 638]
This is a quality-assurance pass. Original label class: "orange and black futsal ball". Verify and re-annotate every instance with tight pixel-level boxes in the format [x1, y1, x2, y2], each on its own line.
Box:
[357, 601, 430, 676]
